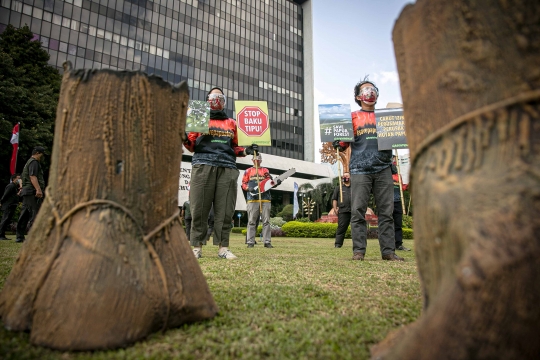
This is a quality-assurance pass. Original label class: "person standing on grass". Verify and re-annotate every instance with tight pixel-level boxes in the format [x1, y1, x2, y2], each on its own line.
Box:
[333, 78, 404, 262]
[332, 172, 352, 248]
[392, 160, 411, 252]
[180, 199, 192, 241]
[16, 146, 47, 243]
[0, 174, 21, 240]
[183, 86, 257, 260]
[241, 153, 281, 248]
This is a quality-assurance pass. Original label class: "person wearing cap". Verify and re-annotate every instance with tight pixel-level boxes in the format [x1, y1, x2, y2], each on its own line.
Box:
[183, 87, 257, 260]
[241, 153, 281, 248]
[331, 172, 352, 248]
[16, 146, 47, 243]
[333, 78, 404, 262]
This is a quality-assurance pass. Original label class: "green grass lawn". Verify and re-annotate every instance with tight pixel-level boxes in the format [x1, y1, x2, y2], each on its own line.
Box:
[0, 234, 421, 360]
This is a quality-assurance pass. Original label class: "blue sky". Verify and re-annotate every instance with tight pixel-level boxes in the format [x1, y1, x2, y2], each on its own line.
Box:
[311, 0, 414, 161]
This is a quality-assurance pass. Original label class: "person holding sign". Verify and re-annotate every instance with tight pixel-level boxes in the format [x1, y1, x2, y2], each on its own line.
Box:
[332, 172, 352, 248]
[392, 160, 411, 252]
[333, 78, 404, 262]
[184, 87, 257, 260]
[241, 154, 281, 248]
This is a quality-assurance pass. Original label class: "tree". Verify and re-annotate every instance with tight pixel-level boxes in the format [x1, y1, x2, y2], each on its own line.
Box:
[0, 25, 61, 183]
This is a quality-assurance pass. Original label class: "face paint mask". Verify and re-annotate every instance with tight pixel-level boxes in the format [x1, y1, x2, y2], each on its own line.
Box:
[359, 86, 378, 104]
[207, 93, 226, 110]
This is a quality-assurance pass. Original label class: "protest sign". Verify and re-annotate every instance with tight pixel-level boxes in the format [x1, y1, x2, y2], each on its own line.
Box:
[235, 101, 271, 146]
[318, 104, 354, 142]
[186, 100, 210, 133]
[376, 108, 408, 150]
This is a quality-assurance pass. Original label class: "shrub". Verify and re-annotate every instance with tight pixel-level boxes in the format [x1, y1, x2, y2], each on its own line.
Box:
[231, 227, 246, 234]
[270, 217, 286, 227]
[271, 229, 286, 237]
[402, 215, 413, 229]
[367, 226, 378, 239]
[295, 217, 312, 223]
[277, 204, 294, 221]
[281, 221, 349, 238]
[403, 228, 414, 239]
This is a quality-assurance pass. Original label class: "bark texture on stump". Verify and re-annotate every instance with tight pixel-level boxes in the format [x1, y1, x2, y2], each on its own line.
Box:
[372, 1, 540, 359]
[0, 64, 218, 350]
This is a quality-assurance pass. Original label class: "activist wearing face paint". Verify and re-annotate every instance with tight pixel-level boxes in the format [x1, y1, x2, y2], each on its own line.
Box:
[333, 77, 404, 262]
[184, 87, 257, 260]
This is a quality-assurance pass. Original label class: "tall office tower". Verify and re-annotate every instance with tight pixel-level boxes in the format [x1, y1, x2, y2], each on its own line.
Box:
[0, 0, 315, 161]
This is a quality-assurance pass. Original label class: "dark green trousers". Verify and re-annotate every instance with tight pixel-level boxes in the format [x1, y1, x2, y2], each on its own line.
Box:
[189, 164, 239, 247]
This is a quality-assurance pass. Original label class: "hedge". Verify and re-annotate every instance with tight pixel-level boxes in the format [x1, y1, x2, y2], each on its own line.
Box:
[238, 222, 414, 239]
[281, 221, 350, 238]
[231, 227, 246, 234]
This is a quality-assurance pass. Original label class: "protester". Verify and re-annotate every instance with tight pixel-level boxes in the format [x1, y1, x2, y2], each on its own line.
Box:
[333, 78, 404, 261]
[392, 160, 411, 251]
[0, 174, 21, 240]
[241, 154, 281, 248]
[183, 87, 256, 259]
[180, 199, 192, 241]
[332, 172, 352, 248]
[16, 146, 47, 243]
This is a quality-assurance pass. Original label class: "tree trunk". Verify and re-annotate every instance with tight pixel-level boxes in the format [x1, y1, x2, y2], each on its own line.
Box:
[0, 63, 218, 350]
[372, 1, 540, 359]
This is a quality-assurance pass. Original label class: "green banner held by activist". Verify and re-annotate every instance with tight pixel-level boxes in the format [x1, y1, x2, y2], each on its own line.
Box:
[234, 101, 271, 146]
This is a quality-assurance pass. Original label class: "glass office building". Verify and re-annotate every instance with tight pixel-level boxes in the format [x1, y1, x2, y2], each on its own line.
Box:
[0, 0, 315, 161]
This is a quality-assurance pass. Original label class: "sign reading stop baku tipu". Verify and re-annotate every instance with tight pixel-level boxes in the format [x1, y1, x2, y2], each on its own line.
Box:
[234, 101, 271, 146]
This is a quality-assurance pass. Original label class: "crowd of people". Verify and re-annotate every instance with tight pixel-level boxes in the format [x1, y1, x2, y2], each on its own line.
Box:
[2, 80, 411, 262]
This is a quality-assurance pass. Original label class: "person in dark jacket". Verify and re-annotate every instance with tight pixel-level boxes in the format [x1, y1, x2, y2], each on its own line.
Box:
[0, 174, 21, 240]
[332, 172, 352, 248]
[183, 87, 256, 260]
[16, 146, 47, 243]
[333, 78, 403, 262]
[392, 161, 411, 251]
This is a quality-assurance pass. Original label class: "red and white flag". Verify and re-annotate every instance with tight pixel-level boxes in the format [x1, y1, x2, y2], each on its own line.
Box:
[10, 123, 19, 175]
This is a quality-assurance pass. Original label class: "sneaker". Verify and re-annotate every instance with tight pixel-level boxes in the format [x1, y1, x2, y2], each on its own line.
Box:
[382, 253, 405, 261]
[352, 252, 364, 261]
[397, 245, 411, 251]
[193, 247, 202, 259]
[264, 243, 274, 248]
[15, 238, 25, 243]
[247, 243, 254, 248]
[334, 244, 342, 248]
[218, 249, 237, 259]
[0, 236, 9, 240]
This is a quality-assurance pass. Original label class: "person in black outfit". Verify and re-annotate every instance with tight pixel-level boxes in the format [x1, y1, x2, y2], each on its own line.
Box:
[0, 174, 21, 240]
[332, 172, 352, 248]
[392, 161, 411, 251]
[16, 146, 47, 243]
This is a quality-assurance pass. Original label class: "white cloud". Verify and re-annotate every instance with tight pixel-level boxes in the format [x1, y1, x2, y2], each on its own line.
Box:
[371, 71, 399, 85]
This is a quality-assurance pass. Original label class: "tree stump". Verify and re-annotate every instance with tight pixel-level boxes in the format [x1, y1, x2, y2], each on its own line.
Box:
[0, 63, 218, 350]
[372, 1, 540, 359]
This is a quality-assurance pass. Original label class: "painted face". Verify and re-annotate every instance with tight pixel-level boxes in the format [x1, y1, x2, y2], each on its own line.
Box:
[208, 93, 226, 110]
[358, 86, 378, 104]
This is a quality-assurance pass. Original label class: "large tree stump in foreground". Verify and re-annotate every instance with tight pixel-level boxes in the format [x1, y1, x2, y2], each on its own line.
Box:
[372, 1, 540, 359]
[0, 63, 218, 350]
